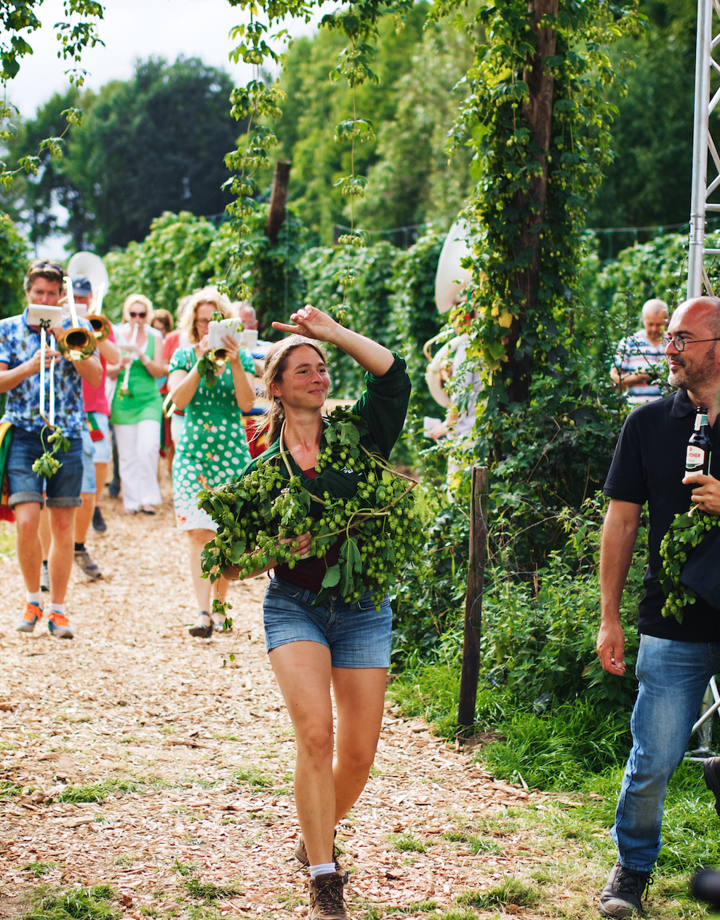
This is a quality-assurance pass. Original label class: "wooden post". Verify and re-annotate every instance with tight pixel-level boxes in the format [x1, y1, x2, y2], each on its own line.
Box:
[266, 160, 291, 243]
[457, 465, 488, 734]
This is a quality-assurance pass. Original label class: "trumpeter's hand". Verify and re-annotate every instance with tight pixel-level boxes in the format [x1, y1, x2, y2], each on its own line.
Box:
[197, 334, 212, 356]
[26, 348, 60, 375]
[684, 472, 720, 515]
[272, 305, 339, 344]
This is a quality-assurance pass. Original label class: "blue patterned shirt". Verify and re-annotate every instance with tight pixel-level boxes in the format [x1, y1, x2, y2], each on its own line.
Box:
[0, 307, 95, 437]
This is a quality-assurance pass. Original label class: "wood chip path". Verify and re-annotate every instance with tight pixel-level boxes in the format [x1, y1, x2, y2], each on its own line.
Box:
[0, 481, 553, 919]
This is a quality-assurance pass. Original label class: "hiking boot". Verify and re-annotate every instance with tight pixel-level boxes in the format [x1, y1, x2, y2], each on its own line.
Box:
[308, 872, 347, 920]
[40, 560, 50, 593]
[92, 506, 107, 533]
[74, 549, 102, 580]
[295, 833, 348, 882]
[598, 862, 651, 917]
[16, 602, 42, 633]
[704, 757, 720, 817]
[48, 611, 74, 639]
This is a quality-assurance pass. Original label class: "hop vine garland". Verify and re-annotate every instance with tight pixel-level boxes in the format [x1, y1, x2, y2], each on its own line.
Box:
[32, 426, 70, 479]
[659, 506, 720, 622]
[198, 407, 426, 609]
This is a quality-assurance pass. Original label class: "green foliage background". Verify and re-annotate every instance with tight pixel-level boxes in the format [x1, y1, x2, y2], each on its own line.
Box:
[102, 207, 307, 331]
[0, 215, 28, 320]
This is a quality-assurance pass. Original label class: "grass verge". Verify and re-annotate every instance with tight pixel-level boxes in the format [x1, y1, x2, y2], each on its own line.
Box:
[389, 659, 717, 920]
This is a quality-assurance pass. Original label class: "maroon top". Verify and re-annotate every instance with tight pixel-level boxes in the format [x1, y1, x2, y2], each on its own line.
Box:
[274, 466, 342, 592]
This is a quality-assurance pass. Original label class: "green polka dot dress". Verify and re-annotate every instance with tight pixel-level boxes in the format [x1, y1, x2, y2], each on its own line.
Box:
[169, 347, 255, 531]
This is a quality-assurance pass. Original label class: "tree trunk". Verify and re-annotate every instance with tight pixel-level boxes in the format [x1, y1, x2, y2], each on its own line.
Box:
[505, 0, 558, 405]
[266, 160, 291, 243]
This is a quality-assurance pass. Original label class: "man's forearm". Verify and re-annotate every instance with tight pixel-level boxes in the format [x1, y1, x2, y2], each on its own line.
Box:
[597, 500, 641, 674]
[74, 355, 102, 387]
[0, 363, 32, 393]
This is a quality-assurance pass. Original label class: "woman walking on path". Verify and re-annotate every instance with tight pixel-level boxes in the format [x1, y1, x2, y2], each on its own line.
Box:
[107, 294, 167, 514]
[108, 295, 167, 514]
[168, 288, 256, 637]
[225, 305, 411, 920]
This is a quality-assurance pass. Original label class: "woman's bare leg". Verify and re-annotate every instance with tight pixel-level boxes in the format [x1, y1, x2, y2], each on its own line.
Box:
[332, 667, 387, 822]
[187, 529, 216, 610]
[269, 641, 335, 866]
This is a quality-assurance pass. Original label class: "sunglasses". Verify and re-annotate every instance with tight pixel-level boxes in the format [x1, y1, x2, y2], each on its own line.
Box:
[130, 311, 147, 318]
[28, 260, 64, 276]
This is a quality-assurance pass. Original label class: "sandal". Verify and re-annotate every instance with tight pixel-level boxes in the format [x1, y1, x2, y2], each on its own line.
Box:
[211, 612, 231, 634]
[140, 505, 156, 515]
[189, 612, 212, 638]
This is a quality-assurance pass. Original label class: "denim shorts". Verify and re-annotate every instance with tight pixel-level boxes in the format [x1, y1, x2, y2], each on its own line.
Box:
[89, 412, 111, 464]
[7, 425, 83, 508]
[263, 576, 392, 668]
[80, 427, 96, 493]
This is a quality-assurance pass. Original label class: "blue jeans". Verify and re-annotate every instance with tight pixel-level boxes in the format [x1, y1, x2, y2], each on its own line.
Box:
[7, 425, 83, 508]
[613, 634, 720, 871]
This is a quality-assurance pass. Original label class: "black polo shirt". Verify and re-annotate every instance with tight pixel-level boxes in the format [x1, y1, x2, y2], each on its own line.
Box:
[604, 388, 720, 641]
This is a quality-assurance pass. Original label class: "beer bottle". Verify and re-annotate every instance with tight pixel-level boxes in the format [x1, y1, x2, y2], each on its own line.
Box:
[686, 406, 713, 475]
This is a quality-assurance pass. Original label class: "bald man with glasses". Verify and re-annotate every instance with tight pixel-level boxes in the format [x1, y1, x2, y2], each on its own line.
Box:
[597, 297, 720, 916]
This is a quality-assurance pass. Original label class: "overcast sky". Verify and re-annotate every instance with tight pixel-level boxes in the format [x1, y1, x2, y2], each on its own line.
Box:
[6, 0, 317, 117]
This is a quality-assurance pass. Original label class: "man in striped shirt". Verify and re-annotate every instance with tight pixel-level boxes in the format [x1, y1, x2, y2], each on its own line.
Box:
[611, 298, 669, 404]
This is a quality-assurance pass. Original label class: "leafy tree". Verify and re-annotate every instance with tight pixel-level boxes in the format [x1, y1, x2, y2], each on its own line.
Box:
[355, 24, 476, 237]
[0, 1, 103, 188]
[9, 56, 246, 252]
[587, 0, 704, 242]
[272, 4, 431, 241]
[5, 90, 93, 251]
[0, 215, 29, 320]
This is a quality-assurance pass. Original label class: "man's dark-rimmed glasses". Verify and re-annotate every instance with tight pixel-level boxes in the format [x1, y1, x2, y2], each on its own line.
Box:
[661, 334, 720, 352]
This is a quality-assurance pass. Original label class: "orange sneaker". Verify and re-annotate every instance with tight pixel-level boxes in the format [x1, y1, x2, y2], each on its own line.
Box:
[16, 602, 42, 633]
[48, 610, 74, 639]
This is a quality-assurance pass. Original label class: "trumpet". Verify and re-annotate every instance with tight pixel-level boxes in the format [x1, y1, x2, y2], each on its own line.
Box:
[119, 322, 139, 396]
[87, 283, 112, 343]
[56, 276, 97, 361]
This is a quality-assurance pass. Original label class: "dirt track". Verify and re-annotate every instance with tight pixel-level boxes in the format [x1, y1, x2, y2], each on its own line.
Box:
[0, 481, 552, 919]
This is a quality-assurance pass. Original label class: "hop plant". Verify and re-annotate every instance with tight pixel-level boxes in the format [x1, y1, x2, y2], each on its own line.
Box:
[199, 407, 426, 607]
[659, 506, 720, 622]
[32, 425, 70, 480]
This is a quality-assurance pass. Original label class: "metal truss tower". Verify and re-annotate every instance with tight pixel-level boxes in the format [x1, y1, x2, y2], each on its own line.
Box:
[687, 0, 720, 298]
[688, 0, 720, 297]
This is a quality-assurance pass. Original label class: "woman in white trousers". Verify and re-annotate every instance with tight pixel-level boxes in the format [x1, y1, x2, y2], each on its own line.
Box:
[108, 294, 167, 514]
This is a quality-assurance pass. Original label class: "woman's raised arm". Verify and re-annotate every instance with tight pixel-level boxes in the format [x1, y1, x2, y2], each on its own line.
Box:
[272, 306, 394, 377]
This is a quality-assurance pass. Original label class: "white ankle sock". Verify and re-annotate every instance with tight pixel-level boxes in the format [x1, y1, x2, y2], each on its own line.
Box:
[50, 603, 65, 615]
[309, 863, 336, 879]
[27, 591, 42, 607]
